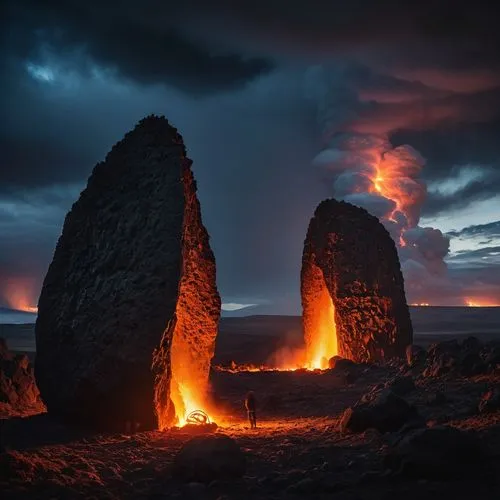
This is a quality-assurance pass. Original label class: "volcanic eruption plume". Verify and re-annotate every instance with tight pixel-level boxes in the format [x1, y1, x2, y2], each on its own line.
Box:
[306, 65, 451, 304]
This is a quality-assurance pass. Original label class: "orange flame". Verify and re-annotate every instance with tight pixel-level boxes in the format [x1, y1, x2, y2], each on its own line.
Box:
[305, 287, 338, 369]
[169, 320, 216, 428]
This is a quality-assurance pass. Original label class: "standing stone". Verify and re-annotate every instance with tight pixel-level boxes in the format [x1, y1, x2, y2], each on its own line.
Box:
[35, 116, 221, 430]
[301, 199, 412, 363]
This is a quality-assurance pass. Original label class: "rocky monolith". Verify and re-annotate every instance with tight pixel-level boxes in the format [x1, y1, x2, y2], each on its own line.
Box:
[301, 199, 412, 363]
[35, 116, 221, 430]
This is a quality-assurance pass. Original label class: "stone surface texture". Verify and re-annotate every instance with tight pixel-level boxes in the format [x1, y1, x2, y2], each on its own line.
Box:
[0, 338, 43, 415]
[173, 434, 246, 483]
[301, 199, 413, 363]
[35, 116, 220, 430]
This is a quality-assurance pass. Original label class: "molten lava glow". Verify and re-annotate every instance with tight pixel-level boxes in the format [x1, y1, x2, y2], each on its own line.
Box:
[170, 380, 213, 427]
[305, 286, 338, 370]
[465, 298, 500, 307]
[169, 325, 216, 428]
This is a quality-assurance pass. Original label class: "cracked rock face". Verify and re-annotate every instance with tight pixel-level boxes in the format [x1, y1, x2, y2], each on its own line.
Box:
[301, 199, 413, 363]
[35, 116, 221, 430]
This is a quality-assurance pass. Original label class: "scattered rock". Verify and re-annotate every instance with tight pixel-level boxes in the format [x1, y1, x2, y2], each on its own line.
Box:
[423, 341, 460, 377]
[478, 389, 500, 414]
[459, 351, 487, 376]
[0, 339, 42, 412]
[423, 339, 490, 378]
[385, 426, 487, 479]
[173, 435, 246, 483]
[340, 389, 421, 434]
[302, 199, 413, 364]
[461, 336, 482, 353]
[328, 356, 356, 371]
[386, 375, 416, 396]
[359, 383, 385, 403]
[485, 345, 500, 371]
[406, 344, 426, 366]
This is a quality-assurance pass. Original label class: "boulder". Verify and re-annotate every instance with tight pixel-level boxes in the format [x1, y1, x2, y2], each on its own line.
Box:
[173, 435, 246, 483]
[405, 344, 426, 366]
[423, 340, 461, 377]
[478, 389, 500, 414]
[301, 199, 413, 365]
[461, 336, 482, 353]
[485, 345, 500, 371]
[385, 426, 487, 479]
[340, 389, 421, 434]
[459, 351, 487, 376]
[328, 356, 356, 371]
[386, 375, 416, 396]
[35, 116, 221, 430]
[424, 339, 489, 377]
[0, 339, 41, 410]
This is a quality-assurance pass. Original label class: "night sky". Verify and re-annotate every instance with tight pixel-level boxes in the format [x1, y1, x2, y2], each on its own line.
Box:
[1, 1, 500, 313]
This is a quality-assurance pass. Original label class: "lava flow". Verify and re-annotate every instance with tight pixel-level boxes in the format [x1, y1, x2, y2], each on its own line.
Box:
[215, 290, 338, 374]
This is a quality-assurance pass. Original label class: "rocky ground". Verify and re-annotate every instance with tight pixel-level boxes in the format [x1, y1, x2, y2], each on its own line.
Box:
[1, 333, 500, 499]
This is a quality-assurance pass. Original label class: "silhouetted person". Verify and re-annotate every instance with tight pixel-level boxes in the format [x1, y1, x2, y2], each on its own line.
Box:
[245, 391, 257, 429]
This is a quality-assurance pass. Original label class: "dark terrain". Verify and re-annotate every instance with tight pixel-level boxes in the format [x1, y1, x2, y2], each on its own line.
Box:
[1, 310, 500, 499]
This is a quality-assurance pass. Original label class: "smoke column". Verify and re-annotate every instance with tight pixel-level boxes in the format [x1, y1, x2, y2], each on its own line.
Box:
[306, 65, 451, 304]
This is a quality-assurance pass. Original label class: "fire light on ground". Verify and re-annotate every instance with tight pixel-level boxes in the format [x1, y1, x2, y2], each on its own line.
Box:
[169, 379, 216, 427]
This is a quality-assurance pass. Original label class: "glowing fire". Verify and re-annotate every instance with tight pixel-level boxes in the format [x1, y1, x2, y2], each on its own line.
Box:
[167, 312, 217, 428]
[305, 286, 337, 369]
[216, 286, 338, 373]
[410, 302, 430, 306]
[170, 380, 214, 427]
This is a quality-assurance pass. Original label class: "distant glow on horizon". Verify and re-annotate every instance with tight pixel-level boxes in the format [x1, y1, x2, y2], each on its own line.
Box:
[221, 302, 258, 311]
[464, 298, 500, 307]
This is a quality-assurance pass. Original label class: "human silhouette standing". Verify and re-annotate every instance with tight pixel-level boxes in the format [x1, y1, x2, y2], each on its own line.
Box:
[245, 391, 257, 429]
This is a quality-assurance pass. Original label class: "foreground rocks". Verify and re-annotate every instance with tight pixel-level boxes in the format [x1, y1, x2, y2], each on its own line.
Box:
[301, 199, 413, 365]
[2, 348, 500, 499]
[35, 116, 221, 431]
[385, 426, 488, 479]
[340, 389, 422, 434]
[0, 339, 43, 417]
[405, 337, 500, 378]
[173, 434, 246, 483]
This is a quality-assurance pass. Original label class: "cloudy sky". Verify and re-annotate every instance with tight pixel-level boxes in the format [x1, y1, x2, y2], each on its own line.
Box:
[1, 0, 499, 312]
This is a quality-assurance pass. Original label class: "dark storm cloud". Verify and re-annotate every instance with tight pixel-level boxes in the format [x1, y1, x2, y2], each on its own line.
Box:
[3, 0, 274, 95]
[423, 168, 500, 217]
[2, 0, 500, 309]
[447, 221, 500, 240]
